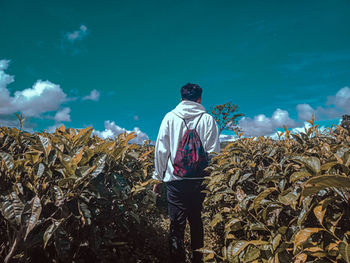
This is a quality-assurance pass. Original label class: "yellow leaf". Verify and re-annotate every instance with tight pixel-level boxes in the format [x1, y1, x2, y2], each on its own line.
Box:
[124, 132, 137, 145]
[72, 148, 84, 166]
[57, 125, 65, 132]
[313, 204, 326, 225]
[229, 240, 268, 257]
[224, 142, 234, 151]
[225, 234, 236, 240]
[204, 253, 215, 261]
[294, 228, 323, 251]
[211, 213, 223, 228]
[304, 246, 323, 252]
[294, 253, 307, 263]
[327, 242, 339, 251]
[140, 149, 154, 160]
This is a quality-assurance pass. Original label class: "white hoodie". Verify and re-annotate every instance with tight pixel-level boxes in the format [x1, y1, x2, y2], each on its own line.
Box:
[152, 100, 220, 182]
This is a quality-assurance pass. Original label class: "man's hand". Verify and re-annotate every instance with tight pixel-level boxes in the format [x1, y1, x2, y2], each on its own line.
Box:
[153, 183, 162, 198]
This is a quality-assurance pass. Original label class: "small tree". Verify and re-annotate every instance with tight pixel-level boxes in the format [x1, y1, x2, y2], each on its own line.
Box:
[211, 102, 244, 134]
[340, 115, 350, 130]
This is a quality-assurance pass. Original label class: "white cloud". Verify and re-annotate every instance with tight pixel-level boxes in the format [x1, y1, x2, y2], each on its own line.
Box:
[83, 89, 100, 101]
[296, 104, 315, 121]
[239, 108, 298, 137]
[13, 80, 67, 117]
[0, 59, 69, 121]
[328, 87, 350, 114]
[134, 115, 139, 121]
[316, 106, 340, 119]
[296, 86, 350, 121]
[0, 60, 15, 112]
[219, 134, 237, 142]
[94, 120, 149, 145]
[54, 107, 71, 122]
[0, 60, 14, 89]
[66, 24, 88, 42]
[290, 122, 312, 134]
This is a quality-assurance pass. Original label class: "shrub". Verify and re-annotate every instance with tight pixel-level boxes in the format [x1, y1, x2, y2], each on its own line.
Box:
[202, 123, 350, 263]
[0, 125, 161, 263]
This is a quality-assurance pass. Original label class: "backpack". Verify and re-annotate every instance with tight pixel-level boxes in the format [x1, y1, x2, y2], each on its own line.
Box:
[172, 113, 209, 178]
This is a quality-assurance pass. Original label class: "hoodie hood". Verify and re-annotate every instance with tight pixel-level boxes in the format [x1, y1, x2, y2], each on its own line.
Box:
[172, 100, 206, 119]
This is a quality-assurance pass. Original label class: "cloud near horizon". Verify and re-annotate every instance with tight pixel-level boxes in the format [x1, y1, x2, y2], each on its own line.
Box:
[54, 107, 71, 122]
[94, 120, 150, 145]
[239, 108, 298, 137]
[239, 86, 349, 137]
[0, 60, 68, 118]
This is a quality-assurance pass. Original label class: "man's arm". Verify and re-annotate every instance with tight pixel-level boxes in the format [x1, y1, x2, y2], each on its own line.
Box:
[204, 115, 220, 157]
[152, 114, 171, 182]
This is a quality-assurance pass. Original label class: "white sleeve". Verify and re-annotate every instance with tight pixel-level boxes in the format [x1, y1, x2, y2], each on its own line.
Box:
[152, 114, 171, 181]
[204, 115, 220, 153]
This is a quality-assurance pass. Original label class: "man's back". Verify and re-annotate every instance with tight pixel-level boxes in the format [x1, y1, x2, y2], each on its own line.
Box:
[152, 99, 220, 182]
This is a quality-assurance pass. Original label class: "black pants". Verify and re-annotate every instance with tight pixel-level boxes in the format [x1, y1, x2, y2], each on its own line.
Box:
[166, 179, 206, 263]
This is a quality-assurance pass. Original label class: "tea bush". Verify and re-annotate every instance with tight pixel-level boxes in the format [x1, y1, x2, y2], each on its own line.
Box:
[0, 125, 165, 263]
[202, 122, 350, 263]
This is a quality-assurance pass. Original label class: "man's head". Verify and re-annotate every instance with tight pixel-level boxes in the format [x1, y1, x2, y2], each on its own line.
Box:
[180, 83, 202, 103]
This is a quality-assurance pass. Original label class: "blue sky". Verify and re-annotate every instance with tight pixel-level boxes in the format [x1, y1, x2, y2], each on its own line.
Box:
[1, 0, 350, 142]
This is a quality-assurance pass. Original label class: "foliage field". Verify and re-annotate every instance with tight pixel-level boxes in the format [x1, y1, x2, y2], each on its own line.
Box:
[1, 121, 350, 263]
[0, 125, 168, 263]
[202, 122, 350, 263]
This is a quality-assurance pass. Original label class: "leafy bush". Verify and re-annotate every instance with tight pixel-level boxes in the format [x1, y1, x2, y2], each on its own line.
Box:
[0, 125, 164, 263]
[202, 122, 350, 263]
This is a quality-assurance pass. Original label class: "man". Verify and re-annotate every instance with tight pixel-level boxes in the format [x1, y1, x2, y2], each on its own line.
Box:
[152, 83, 220, 263]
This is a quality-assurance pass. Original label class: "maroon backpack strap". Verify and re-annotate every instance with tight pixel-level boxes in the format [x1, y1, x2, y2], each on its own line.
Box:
[194, 113, 205, 130]
[173, 112, 189, 130]
[182, 118, 189, 130]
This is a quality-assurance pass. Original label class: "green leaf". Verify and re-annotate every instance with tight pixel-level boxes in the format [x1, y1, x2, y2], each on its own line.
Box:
[36, 163, 45, 178]
[339, 241, 350, 263]
[278, 188, 300, 209]
[53, 186, 64, 206]
[320, 161, 338, 172]
[302, 175, 350, 197]
[291, 156, 321, 175]
[24, 195, 42, 241]
[228, 240, 268, 257]
[78, 201, 91, 225]
[73, 127, 93, 146]
[253, 187, 275, 212]
[0, 151, 14, 170]
[38, 135, 51, 158]
[0, 192, 24, 226]
[211, 213, 223, 228]
[242, 245, 260, 263]
[225, 218, 242, 232]
[297, 196, 313, 227]
[289, 171, 312, 183]
[43, 219, 64, 248]
[272, 233, 282, 251]
[91, 154, 107, 178]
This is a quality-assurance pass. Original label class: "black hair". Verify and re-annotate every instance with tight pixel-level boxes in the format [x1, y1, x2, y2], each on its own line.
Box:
[180, 83, 202, 102]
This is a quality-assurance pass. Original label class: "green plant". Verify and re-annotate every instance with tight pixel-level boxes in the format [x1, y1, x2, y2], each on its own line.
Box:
[0, 125, 162, 263]
[201, 121, 350, 263]
[211, 102, 244, 134]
